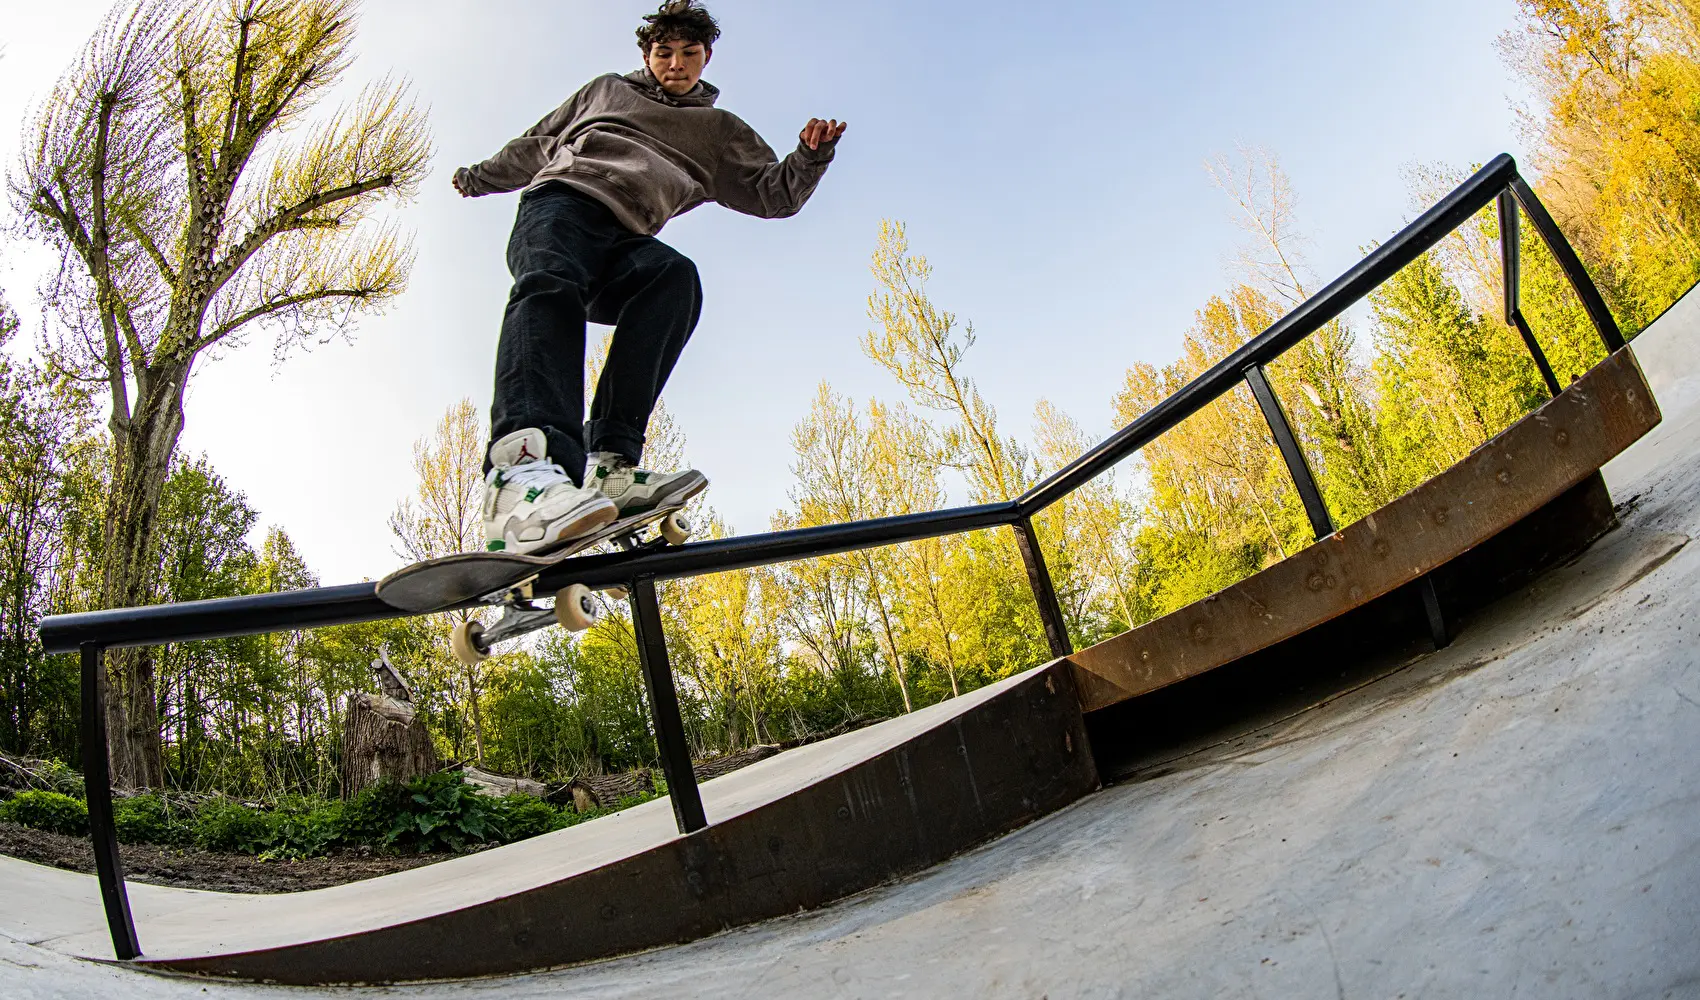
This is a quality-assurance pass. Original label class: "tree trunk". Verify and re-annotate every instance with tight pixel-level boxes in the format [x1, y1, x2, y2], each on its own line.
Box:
[340, 693, 439, 799]
[98, 365, 189, 790]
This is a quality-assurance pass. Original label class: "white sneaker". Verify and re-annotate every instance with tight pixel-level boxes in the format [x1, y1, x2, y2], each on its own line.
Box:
[585, 451, 708, 517]
[482, 430, 617, 554]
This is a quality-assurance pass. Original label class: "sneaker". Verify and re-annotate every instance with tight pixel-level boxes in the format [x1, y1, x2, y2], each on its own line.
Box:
[482, 429, 617, 554]
[585, 451, 708, 517]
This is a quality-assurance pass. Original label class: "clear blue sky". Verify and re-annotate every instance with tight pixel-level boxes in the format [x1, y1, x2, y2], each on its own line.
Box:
[1, 0, 1529, 584]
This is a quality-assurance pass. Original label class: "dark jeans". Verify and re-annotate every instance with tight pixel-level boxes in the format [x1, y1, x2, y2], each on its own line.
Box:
[488, 183, 702, 482]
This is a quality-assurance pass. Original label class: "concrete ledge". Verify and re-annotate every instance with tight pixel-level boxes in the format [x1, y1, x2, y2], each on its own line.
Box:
[1068, 346, 1661, 712]
[140, 661, 1096, 984]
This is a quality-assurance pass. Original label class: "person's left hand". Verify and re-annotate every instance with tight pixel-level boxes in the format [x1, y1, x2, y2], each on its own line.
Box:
[800, 118, 848, 151]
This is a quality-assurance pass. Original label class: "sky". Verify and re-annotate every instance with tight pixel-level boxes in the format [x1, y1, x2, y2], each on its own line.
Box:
[0, 0, 1532, 586]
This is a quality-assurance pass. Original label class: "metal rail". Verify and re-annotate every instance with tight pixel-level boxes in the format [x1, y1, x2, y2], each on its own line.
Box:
[38, 152, 1628, 961]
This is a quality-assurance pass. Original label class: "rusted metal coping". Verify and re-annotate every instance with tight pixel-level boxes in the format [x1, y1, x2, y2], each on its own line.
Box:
[1066, 347, 1661, 712]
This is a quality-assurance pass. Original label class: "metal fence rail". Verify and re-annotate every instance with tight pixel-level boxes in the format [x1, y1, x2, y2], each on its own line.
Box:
[36, 153, 1627, 962]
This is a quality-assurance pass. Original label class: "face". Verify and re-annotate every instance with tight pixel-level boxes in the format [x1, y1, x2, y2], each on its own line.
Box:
[646, 38, 711, 95]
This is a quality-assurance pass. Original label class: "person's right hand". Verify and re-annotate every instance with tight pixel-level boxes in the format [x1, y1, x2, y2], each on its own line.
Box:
[799, 118, 847, 151]
[451, 170, 473, 198]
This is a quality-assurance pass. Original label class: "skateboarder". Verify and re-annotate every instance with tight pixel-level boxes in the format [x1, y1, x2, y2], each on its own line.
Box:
[453, 0, 846, 554]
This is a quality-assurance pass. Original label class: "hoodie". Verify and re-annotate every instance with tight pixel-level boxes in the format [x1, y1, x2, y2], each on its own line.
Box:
[453, 70, 837, 235]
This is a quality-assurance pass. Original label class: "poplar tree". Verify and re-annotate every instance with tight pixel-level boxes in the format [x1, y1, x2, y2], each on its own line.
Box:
[11, 0, 430, 786]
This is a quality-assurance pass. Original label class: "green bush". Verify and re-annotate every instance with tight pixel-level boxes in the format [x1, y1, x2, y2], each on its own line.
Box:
[263, 798, 345, 859]
[194, 799, 275, 854]
[112, 794, 194, 846]
[383, 772, 500, 853]
[0, 790, 89, 836]
[492, 794, 557, 842]
[34, 760, 85, 799]
[341, 780, 410, 846]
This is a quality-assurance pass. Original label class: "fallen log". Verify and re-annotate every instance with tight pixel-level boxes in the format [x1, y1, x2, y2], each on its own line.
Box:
[557, 745, 785, 812]
[457, 765, 550, 798]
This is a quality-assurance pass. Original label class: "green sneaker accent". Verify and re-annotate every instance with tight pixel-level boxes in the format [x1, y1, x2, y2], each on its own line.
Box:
[633, 471, 650, 485]
[525, 487, 542, 502]
[486, 539, 506, 552]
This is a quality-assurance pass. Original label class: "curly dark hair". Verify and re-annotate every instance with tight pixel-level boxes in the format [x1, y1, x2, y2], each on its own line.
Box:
[636, 1, 721, 52]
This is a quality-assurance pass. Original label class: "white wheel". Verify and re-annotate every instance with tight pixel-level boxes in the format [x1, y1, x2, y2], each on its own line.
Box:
[555, 583, 602, 632]
[660, 511, 693, 545]
[603, 584, 631, 602]
[451, 620, 489, 665]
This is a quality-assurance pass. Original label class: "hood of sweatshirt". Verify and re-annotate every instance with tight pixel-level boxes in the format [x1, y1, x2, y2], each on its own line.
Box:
[622, 68, 721, 108]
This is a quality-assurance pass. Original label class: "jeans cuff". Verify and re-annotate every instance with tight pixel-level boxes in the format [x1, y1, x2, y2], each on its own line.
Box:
[584, 418, 645, 465]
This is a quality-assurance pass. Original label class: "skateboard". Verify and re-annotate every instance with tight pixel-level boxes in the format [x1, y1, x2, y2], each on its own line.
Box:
[375, 502, 695, 664]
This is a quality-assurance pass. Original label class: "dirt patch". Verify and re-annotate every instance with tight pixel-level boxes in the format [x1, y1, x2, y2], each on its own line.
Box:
[0, 821, 461, 893]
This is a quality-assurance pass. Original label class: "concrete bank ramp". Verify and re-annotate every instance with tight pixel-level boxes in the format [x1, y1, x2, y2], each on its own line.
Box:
[3, 660, 1093, 982]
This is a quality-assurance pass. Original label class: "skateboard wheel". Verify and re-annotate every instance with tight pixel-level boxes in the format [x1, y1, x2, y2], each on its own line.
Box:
[661, 511, 693, 545]
[603, 584, 631, 602]
[555, 583, 601, 632]
[451, 620, 489, 665]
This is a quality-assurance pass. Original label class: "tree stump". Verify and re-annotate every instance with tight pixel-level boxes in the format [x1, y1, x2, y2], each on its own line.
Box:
[340, 693, 438, 798]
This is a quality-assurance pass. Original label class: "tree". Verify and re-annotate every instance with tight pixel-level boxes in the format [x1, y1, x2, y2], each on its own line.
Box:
[0, 294, 96, 758]
[1210, 147, 1397, 523]
[1030, 399, 1138, 641]
[1503, 0, 1700, 327]
[864, 220, 1030, 504]
[10, 0, 430, 786]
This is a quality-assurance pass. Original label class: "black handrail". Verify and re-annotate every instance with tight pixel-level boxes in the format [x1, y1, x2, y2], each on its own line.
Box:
[37, 154, 1523, 655]
[37, 152, 1629, 963]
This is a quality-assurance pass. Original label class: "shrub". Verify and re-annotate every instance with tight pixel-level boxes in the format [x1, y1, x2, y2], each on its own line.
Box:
[263, 799, 345, 859]
[35, 760, 85, 799]
[341, 780, 411, 847]
[194, 799, 275, 854]
[0, 790, 89, 836]
[112, 794, 194, 846]
[383, 772, 500, 853]
[492, 794, 557, 842]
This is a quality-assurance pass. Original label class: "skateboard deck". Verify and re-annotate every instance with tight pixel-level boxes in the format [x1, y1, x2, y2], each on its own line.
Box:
[376, 504, 686, 614]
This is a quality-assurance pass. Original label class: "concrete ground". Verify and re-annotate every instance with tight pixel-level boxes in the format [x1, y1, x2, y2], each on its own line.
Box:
[4, 293, 1697, 997]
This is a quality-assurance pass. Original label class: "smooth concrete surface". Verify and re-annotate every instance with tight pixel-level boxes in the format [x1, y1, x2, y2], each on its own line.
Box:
[4, 288, 1697, 996]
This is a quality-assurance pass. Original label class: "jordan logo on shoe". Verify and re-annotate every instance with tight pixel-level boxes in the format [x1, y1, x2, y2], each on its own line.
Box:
[516, 442, 537, 463]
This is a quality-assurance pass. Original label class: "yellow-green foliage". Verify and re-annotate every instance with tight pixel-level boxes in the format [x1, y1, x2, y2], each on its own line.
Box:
[1509, 0, 1700, 329]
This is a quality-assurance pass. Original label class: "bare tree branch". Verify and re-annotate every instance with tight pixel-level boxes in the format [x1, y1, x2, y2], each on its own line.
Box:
[202, 284, 371, 346]
[212, 173, 392, 287]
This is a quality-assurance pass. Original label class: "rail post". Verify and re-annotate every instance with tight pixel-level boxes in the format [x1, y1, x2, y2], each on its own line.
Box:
[1498, 190, 1563, 397]
[1509, 176, 1625, 352]
[628, 579, 707, 834]
[1418, 577, 1451, 650]
[80, 642, 139, 960]
[1243, 364, 1334, 542]
[1012, 516, 1072, 659]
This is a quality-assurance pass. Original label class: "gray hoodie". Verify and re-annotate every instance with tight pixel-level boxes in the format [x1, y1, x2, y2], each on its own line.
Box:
[454, 70, 837, 235]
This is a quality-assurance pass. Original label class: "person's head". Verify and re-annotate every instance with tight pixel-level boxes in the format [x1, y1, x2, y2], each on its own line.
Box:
[637, 0, 720, 95]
